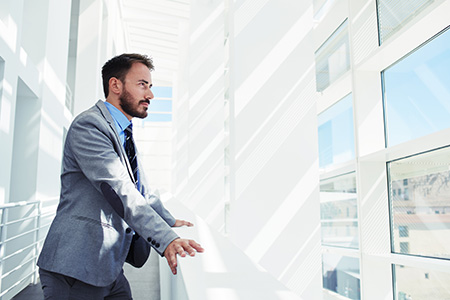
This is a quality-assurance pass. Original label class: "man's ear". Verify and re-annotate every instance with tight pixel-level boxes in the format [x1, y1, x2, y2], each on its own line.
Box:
[109, 77, 122, 95]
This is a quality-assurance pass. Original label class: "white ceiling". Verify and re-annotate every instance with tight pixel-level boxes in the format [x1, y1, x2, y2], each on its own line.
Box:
[121, 0, 190, 85]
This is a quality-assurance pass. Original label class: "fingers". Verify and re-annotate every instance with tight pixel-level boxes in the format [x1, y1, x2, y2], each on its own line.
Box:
[173, 219, 194, 227]
[164, 239, 205, 275]
[189, 239, 205, 253]
[164, 246, 178, 275]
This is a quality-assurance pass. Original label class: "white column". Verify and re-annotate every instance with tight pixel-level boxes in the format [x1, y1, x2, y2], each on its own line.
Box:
[73, 0, 104, 115]
[230, 1, 322, 299]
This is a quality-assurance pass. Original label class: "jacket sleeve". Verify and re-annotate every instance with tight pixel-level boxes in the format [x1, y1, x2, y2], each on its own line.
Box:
[66, 112, 179, 256]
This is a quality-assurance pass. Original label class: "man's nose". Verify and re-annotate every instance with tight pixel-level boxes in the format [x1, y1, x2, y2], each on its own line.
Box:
[146, 89, 154, 100]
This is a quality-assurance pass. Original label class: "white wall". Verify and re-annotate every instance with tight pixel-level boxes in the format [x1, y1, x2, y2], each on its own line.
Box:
[0, 0, 129, 298]
[73, 0, 128, 116]
[173, 0, 227, 233]
[0, 0, 73, 298]
[0, 0, 72, 205]
[231, 1, 322, 299]
[174, 1, 323, 299]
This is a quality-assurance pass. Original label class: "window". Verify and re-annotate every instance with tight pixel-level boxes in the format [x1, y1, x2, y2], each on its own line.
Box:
[315, 19, 350, 92]
[399, 226, 409, 237]
[382, 26, 450, 146]
[323, 253, 361, 299]
[388, 146, 450, 259]
[318, 94, 355, 169]
[144, 86, 173, 122]
[320, 172, 359, 248]
[377, 0, 435, 44]
[393, 265, 450, 299]
[399, 242, 409, 253]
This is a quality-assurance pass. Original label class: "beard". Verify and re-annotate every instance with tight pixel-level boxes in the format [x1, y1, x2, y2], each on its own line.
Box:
[119, 88, 149, 119]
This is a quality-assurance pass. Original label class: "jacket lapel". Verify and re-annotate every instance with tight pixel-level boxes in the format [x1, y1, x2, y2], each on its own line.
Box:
[95, 100, 136, 185]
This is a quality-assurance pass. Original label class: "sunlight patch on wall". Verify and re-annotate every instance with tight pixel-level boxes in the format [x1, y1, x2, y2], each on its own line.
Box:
[244, 163, 318, 262]
[191, 3, 224, 44]
[234, 0, 270, 36]
[236, 80, 315, 198]
[236, 65, 314, 160]
[0, 91, 11, 134]
[188, 133, 223, 178]
[189, 64, 224, 110]
[0, 186, 4, 204]
[0, 15, 17, 51]
[235, 7, 312, 116]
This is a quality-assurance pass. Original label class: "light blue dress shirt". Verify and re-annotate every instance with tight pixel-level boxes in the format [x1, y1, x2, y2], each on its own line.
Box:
[104, 101, 132, 148]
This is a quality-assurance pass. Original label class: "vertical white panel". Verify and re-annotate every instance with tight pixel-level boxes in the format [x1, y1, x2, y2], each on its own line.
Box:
[174, 0, 226, 232]
[73, 0, 104, 115]
[231, 0, 322, 299]
[9, 78, 40, 203]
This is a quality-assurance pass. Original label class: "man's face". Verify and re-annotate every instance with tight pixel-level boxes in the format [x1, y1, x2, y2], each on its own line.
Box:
[119, 62, 154, 119]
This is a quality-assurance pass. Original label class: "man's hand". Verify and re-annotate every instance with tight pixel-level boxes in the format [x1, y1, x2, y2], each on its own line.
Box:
[173, 219, 194, 227]
[164, 238, 204, 275]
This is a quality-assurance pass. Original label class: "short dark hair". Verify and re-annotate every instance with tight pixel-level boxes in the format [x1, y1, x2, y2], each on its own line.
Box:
[101, 53, 154, 98]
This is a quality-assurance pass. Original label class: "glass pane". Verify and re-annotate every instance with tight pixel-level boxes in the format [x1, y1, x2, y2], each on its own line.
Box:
[148, 100, 172, 113]
[152, 86, 173, 98]
[144, 87, 172, 122]
[323, 253, 361, 299]
[144, 113, 172, 122]
[377, 0, 434, 44]
[383, 27, 450, 147]
[393, 264, 450, 299]
[315, 19, 350, 92]
[388, 146, 450, 259]
[318, 94, 355, 168]
[320, 172, 359, 248]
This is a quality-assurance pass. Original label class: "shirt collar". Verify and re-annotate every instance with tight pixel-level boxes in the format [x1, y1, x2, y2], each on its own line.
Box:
[104, 101, 132, 132]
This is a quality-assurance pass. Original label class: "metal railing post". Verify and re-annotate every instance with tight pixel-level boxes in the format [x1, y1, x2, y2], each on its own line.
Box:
[0, 199, 57, 299]
[0, 207, 8, 296]
[33, 201, 42, 284]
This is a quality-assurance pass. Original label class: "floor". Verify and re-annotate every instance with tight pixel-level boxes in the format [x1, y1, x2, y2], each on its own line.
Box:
[12, 253, 161, 300]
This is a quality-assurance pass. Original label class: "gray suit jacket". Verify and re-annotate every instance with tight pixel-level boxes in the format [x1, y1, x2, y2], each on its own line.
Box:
[37, 100, 179, 286]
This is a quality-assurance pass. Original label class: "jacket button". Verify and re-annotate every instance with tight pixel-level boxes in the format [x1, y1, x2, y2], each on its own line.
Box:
[155, 243, 160, 248]
[126, 228, 132, 234]
[151, 240, 156, 245]
[147, 237, 152, 243]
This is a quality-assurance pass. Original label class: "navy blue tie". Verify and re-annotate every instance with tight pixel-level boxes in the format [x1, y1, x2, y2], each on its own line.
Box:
[124, 124, 141, 192]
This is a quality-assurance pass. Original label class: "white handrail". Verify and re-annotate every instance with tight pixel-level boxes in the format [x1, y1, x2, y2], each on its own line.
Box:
[160, 200, 304, 300]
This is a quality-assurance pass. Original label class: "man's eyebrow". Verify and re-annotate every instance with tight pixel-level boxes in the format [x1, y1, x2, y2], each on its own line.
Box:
[138, 79, 149, 84]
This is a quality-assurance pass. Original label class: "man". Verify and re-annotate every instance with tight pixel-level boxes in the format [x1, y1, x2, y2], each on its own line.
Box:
[37, 53, 204, 299]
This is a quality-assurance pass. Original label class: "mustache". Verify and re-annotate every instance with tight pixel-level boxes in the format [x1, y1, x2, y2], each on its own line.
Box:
[139, 99, 150, 104]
